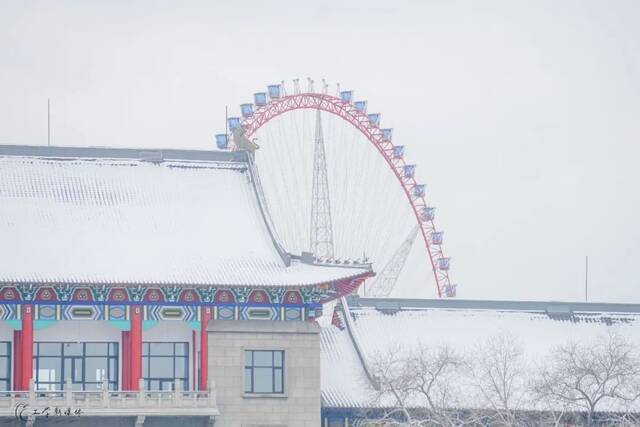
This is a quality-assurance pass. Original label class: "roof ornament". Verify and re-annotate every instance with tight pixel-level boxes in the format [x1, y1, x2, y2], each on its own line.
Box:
[232, 126, 259, 153]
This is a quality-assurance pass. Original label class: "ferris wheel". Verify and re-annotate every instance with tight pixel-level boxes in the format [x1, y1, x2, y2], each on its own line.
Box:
[216, 79, 456, 298]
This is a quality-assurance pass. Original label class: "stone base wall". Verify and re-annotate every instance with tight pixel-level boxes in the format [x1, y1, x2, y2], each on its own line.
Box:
[207, 320, 320, 427]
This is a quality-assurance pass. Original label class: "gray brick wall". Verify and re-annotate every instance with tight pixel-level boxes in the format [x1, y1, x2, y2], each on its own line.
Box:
[207, 320, 321, 427]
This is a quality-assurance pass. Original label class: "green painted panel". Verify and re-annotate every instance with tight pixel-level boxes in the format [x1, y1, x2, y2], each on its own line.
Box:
[4, 320, 21, 330]
[34, 320, 57, 330]
[108, 320, 130, 331]
[142, 320, 158, 331]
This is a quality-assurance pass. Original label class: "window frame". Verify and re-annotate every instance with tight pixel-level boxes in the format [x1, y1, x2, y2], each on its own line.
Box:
[142, 341, 189, 391]
[32, 341, 118, 391]
[0, 342, 10, 391]
[243, 349, 285, 396]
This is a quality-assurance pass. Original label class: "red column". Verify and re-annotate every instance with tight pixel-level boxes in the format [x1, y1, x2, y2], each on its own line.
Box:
[20, 305, 33, 391]
[191, 330, 196, 391]
[121, 331, 129, 390]
[129, 306, 142, 391]
[13, 330, 22, 391]
[199, 307, 211, 391]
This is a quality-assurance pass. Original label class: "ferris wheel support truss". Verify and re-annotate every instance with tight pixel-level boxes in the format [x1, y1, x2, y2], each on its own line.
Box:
[367, 225, 420, 297]
[310, 109, 335, 260]
[229, 90, 454, 298]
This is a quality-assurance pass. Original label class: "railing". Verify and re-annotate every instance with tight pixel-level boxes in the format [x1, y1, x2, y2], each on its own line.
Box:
[0, 378, 219, 420]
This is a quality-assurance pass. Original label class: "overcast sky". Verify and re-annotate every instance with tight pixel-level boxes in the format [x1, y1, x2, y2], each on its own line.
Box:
[1, 0, 639, 302]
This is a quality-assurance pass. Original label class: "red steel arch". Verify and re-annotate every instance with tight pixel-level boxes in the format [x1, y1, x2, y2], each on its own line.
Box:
[235, 92, 451, 297]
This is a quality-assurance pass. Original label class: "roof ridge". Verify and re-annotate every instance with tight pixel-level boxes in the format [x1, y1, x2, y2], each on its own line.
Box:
[0, 144, 249, 163]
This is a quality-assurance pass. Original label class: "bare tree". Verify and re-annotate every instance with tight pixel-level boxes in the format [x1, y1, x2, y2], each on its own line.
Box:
[533, 332, 640, 426]
[467, 334, 529, 426]
[365, 344, 474, 426]
[361, 333, 640, 426]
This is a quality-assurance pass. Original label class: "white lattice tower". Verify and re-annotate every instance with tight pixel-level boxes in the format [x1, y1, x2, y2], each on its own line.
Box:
[310, 109, 335, 259]
[367, 225, 420, 297]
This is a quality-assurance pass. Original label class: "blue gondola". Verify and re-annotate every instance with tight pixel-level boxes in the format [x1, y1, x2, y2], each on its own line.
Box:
[354, 101, 367, 112]
[215, 134, 228, 149]
[392, 146, 404, 158]
[267, 85, 281, 99]
[340, 91, 353, 102]
[413, 184, 425, 197]
[431, 231, 443, 245]
[227, 117, 241, 131]
[368, 113, 380, 126]
[240, 103, 254, 118]
[381, 128, 393, 141]
[421, 207, 436, 221]
[437, 257, 451, 271]
[403, 165, 416, 178]
[254, 92, 267, 106]
[443, 284, 457, 297]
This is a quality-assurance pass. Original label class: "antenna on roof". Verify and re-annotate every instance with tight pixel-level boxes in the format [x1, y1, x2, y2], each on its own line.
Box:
[585, 255, 589, 302]
[47, 98, 51, 146]
[225, 105, 228, 142]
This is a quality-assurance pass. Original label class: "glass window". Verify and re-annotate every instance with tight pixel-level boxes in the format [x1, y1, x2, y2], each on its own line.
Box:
[244, 350, 284, 394]
[0, 343, 9, 381]
[149, 356, 173, 378]
[85, 358, 107, 382]
[174, 343, 188, 356]
[33, 342, 118, 391]
[37, 342, 62, 356]
[253, 351, 272, 366]
[38, 357, 61, 386]
[243, 368, 252, 391]
[273, 351, 283, 367]
[85, 343, 108, 356]
[63, 343, 82, 356]
[148, 343, 173, 355]
[142, 342, 188, 391]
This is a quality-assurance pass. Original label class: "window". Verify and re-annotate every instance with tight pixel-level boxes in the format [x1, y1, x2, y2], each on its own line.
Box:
[142, 342, 188, 391]
[0, 342, 10, 391]
[244, 350, 284, 394]
[33, 342, 118, 391]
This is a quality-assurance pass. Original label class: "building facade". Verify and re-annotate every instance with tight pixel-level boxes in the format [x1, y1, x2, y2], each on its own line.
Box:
[0, 145, 372, 426]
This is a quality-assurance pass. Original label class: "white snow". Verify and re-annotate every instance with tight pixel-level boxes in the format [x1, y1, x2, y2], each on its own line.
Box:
[0, 156, 368, 287]
[321, 321, 376, 408]
[321, 304, 640, 408]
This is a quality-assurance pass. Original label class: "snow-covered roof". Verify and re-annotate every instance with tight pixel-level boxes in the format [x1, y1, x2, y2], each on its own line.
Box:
[321, 297, 640, 408]
[0, 145, 370, 287]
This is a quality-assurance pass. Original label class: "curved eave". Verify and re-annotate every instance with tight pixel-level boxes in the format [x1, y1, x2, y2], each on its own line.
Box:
[0, 269, 372, 290]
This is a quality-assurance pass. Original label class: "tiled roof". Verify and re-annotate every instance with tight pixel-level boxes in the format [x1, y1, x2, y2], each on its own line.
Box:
[321, 318, 376, 408]
[0, 146, 369, 287]
[320, 298, 640, 408]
